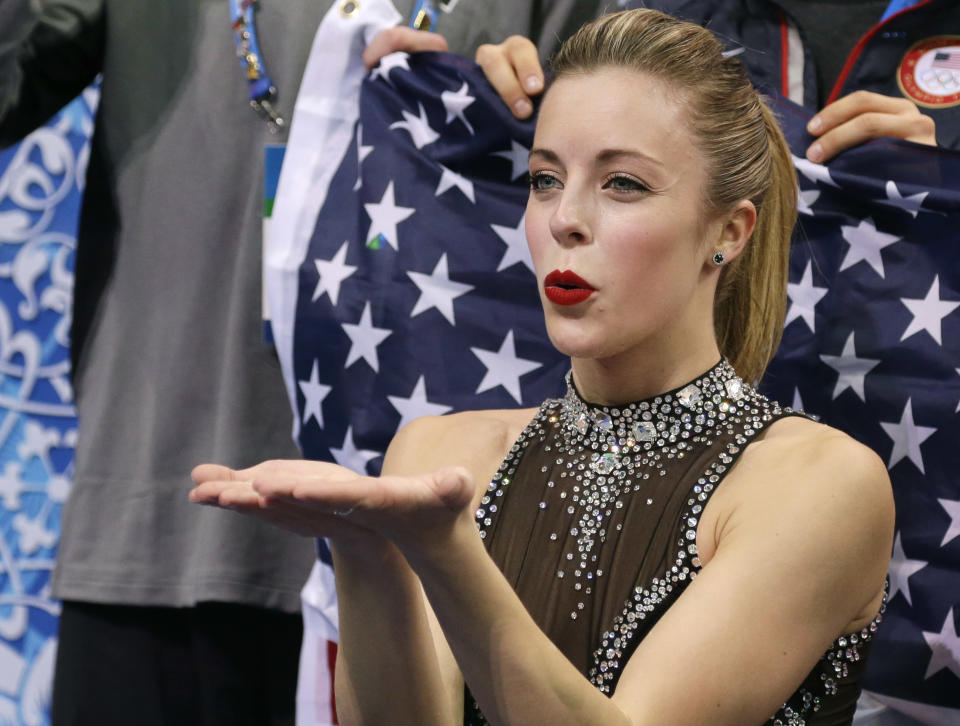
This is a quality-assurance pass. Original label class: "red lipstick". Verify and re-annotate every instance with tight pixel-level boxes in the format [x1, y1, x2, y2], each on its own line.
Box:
[543, 269, 596, 306]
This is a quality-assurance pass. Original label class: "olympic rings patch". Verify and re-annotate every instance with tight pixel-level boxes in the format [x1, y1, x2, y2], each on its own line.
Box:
[898, 36, 960, 108]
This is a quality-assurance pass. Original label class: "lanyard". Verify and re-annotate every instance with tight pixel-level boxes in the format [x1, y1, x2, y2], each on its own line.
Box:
[230, 0, 284, 132]
[409, 0, 461, 31]
[879, 0, 924, 23]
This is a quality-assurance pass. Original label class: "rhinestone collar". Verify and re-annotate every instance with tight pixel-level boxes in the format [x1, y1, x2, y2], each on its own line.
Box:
[558, 359, 745, 475]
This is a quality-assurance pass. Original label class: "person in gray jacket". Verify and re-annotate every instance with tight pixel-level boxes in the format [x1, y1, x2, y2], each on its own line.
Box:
[0, 0, 601, 723]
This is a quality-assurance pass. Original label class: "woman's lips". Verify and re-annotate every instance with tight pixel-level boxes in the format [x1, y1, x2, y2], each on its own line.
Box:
[543, 269, 596, 306]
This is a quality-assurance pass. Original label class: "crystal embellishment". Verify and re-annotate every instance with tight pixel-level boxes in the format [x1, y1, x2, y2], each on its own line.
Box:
[575, 413, 589, 434]
[631, 421, 657, 442]
[468, 360, 841, 726]
[593, 412, 613, 431]
[592, 452, 619, 474]
[677, 383, 702, 408]
[725, 377, 743, 399]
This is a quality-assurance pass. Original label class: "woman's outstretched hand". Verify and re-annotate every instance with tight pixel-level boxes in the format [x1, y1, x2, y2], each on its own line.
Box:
[190, 460, 476, 549]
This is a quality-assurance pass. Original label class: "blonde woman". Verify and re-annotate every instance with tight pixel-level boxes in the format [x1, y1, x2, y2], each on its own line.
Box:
[191, 10, 893, 726]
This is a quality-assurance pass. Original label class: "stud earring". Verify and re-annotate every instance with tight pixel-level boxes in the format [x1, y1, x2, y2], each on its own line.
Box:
[712, 251, 726, 266]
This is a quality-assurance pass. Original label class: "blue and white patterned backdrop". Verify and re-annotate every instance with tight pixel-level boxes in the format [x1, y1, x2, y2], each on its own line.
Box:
[0, 86, 96, 725]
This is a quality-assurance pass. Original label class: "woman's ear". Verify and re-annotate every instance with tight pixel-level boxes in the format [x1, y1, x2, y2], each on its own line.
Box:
[712, 199, 757, 264]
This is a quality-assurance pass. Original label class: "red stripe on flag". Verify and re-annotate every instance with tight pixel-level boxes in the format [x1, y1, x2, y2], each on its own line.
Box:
[327, 640, 339, 724]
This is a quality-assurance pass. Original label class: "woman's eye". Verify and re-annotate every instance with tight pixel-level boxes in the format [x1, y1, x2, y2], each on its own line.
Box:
[604, 175, 648, 193]
[529, 172, 561, 192]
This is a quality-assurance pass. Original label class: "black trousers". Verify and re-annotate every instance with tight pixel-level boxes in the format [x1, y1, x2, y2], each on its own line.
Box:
[52, 600, 303, 726]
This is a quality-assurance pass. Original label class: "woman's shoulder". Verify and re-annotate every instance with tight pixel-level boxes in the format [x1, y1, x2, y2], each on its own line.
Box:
[701, 414, 894, 567]
[751, 415, 890, 495]
[383, 407, 539, 477]
[696, 414, 894, 630]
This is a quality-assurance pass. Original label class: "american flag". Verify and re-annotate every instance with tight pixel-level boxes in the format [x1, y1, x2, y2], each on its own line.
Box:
[285, 51, 960, 724]
[760, 99, 960, 724]
[290, 50, 565, 475]
[932, 51, 960, 71]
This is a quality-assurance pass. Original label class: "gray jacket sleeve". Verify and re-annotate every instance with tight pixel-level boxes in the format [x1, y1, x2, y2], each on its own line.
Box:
[0, 0, 104, 148]
[529, 0, 604, 61]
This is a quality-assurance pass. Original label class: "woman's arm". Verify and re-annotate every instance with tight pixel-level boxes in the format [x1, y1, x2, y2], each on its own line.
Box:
[192, 416, 892, 726]
[331, 535, 458, 725]
[331, 417, 470, 726]
[191, 411, 525, 725]
[395, 419, 893, 726]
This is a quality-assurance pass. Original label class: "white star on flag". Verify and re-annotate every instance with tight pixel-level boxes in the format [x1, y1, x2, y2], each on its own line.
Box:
[492, 213, 534, 273]
[900, 276, 960, 346]
[785, 260, 828, 332]
[921, 608, 960, 681]
[471, 330, 542, 404]
[387, 376, 453, 431]
[298, 360, 332, 427]
[797, 189, 820, 216]
[888, 531, 926, 607]
[938, 498, 960, 547]
[407, 253, 474, 325]
[369, 51, 410, 84]
[342, 302, 392, 372]
[353, 124, 374, 191]
[364, 181, 415, 250]
[839, 217, 900, 279]
[879, 398, 936, 473]
[441, 81, 475, 134]
[876, 180, 929, 218]
[792, 154, 839, 187]
[492, 140, 529, 181]
[436, 164, 475, 203]
[330, 425, 380, 474]
[389, 102, 440, 149]
[819, 332, 880, 401]
[312, 241, 357, 305]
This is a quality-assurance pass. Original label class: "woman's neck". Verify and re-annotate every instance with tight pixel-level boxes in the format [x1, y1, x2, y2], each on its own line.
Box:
[569, 337, 723, 406]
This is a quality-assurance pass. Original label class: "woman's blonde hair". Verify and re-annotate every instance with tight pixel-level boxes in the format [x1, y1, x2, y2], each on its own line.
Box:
[550, 9, 797, 383]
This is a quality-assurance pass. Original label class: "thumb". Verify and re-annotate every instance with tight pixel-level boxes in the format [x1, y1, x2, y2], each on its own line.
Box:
[428, 466, 475, 511]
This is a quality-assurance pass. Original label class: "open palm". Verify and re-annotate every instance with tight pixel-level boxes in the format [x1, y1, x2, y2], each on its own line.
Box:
[190, 460, 475, 546]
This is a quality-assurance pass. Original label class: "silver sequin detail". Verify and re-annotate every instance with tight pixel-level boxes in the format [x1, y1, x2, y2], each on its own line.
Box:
[677, 383, 702, 407]
[470, 360, 853, 726]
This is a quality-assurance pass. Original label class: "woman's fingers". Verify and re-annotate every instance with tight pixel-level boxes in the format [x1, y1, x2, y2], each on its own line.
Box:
[363, 26, 449, 69]
[191, 463, 241, 484]
[190, 461, 476, 549]
[189, 478, 259, 507]
[806, 91, 936, 162]
[189, 474, 373, 538]
[425, 466, 475, 511]
[475, 35, 544, 118]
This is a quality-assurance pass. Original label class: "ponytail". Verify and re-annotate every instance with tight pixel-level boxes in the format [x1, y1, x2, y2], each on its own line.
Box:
[715, 102, 797, 383]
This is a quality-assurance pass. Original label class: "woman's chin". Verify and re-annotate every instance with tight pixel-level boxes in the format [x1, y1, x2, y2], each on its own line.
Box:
[546, 331, 617, 361]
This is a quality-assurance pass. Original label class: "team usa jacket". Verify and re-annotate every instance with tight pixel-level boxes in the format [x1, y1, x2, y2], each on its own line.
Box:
[632, 0, 960, 150]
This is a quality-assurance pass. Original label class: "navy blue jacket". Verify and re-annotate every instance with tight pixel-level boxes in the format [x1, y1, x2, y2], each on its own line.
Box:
[627, 0, 960, 150]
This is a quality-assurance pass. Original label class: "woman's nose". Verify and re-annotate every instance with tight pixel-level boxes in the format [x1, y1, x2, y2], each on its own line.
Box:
[548, 190, 591, 246]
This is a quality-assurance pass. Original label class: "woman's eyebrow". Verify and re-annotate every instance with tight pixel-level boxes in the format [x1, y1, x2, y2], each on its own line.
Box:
[529, 147, 664, 169]
[529, 147, 560, 163]
[595, 148, 664, 168]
